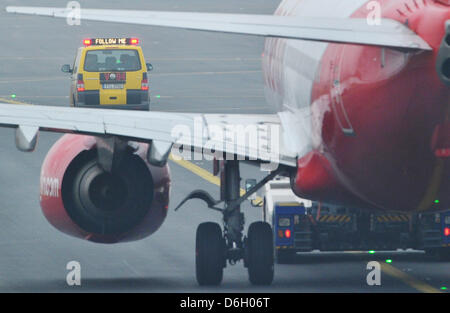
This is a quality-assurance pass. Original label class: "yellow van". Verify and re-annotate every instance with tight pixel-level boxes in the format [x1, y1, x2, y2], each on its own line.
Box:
[62, 38, 152, 111]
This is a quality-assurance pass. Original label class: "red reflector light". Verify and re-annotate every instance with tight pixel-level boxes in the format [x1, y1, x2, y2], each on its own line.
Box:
[77, 80, 85, 92]
[141, 73, 149, 91]
[285, 229, 291, 238]
[435, 148, 450, 158]
[83, 39, 92, 46]
[445, 228, 450, 237]
[141, 80, 149, 91]
[130, 38, 139, 45]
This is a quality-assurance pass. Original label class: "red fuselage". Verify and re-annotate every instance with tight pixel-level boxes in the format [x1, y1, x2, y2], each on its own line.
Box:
[263, 0, 449, 213]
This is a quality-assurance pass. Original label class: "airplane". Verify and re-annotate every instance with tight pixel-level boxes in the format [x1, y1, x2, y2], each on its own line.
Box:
[2, 0, 449, 286]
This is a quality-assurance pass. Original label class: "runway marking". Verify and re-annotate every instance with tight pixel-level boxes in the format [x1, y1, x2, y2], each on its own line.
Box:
[168, 154, 262, 201]
[0, 57, 67, 60]
[155, 95, 264, 99]
[149, 58, 262, 62]
[122, 260, 140, 276]
[380, 263, 443, 293]
[0, 77, 67, 84]
[0, 97, 31, 105]
[169, 154, 220, 187]
[344, 251, 444, 293]
[149, 57, 261, 61]
[0, 95, 68, 99]
[153, 70, 262, 77]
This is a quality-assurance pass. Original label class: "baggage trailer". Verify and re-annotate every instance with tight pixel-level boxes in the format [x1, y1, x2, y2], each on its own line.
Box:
[259, 178, 450, 263]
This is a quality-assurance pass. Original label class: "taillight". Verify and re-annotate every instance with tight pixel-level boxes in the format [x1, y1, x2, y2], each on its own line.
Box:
[445, 227, 450, 237]
[141, 72, 149, 91]
[285, 229, 291, 239]
[77, 74, 85, 92]
[435, 148, 450, 158]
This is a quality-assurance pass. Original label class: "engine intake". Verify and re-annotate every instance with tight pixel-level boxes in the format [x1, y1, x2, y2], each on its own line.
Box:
[65, 151, 153, 235]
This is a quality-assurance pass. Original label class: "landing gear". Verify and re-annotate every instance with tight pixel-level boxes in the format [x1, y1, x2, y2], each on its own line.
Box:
[196, 222, 226, 286]
[245, 221, 274, 285]
[177, 159, 285, 286]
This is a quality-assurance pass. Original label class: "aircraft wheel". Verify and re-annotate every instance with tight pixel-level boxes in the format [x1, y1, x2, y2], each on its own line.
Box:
[196, 222, 226, 286]
[246, 221, 274, 285]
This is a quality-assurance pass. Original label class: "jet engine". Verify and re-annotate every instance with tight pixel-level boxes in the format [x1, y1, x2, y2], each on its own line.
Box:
[40, 134, 170, 243]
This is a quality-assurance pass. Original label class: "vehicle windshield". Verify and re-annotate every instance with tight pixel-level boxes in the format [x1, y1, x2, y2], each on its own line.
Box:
[84, 49, 141, 72]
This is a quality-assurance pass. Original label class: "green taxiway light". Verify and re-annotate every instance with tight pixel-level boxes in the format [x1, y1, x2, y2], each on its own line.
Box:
[11, 94, 16, 99]
[156, 95, 161, 98]
[441, 287, 447, 291]
[434, 199, 440, 204]
[385, 259, 393, 264]
[368, 250, 375, 254]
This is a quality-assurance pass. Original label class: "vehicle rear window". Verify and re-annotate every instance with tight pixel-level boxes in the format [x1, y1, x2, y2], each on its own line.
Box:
[84, 49, 141, 72]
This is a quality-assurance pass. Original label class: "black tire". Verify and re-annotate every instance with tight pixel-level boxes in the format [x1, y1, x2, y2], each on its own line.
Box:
[276, 250, 296, 264]
[196, 222, 226, 286]
[246, 222, 274, 285]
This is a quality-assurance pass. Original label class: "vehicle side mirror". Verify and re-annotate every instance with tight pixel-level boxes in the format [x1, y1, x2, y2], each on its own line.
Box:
[245, 179, 262, 207]
[146, 63, 153, 72]
[245, 179, 257, 197]
[61, 64, 72, 74]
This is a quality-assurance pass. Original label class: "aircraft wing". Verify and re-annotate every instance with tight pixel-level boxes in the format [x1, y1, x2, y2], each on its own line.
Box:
[5, 6, 432, 50]
[0, 103, 297, 167]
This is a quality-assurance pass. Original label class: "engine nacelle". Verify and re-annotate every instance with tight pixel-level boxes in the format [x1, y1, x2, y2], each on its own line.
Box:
[40, 134, 171, 243]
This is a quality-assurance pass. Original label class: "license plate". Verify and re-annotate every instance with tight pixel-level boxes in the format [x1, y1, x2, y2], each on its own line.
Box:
[102, 84, 124, 89]
[100, 72, 126, 82]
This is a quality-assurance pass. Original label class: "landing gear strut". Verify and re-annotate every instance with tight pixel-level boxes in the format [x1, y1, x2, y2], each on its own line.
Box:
[176, 159, 284, 286]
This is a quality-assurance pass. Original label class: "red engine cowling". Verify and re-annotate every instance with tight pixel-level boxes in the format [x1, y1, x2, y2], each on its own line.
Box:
[40, 134, 171, 243]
